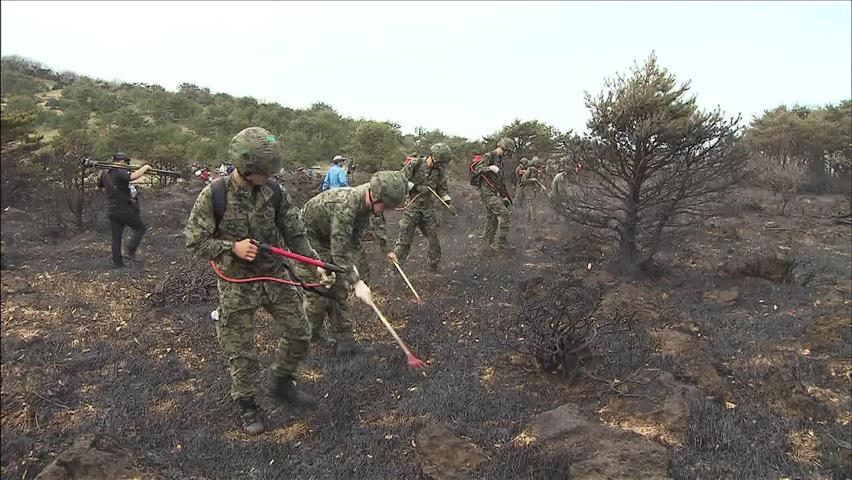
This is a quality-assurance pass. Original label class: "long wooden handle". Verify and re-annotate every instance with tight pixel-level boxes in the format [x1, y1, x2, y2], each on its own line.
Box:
[392, 259, 422, 302]
[426, 186, 451, 209]
[367, 301, 413, 357]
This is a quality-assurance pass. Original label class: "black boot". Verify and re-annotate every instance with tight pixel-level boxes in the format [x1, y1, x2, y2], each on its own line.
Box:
[236, 396, 265, 435]
[334, 334, 363, 357]
[311, 326, 325, 344]
[270, 374, 316, 407]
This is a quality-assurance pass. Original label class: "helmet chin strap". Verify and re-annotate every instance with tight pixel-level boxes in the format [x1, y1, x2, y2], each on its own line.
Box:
[367, 190, 382, 216]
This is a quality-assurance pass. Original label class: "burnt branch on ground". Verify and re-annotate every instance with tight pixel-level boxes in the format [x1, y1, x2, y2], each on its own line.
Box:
[502, 276, 640, 384]
[136, 255, 217, 308]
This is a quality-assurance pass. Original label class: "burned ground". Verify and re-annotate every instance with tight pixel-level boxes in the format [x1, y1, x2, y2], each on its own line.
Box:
[1, 176, 850, 479]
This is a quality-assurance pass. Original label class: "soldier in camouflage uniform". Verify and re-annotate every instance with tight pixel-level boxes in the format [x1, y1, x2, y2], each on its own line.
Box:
[517, 156, 544, 222]
[514, 157, 529, 190]
[300, 171, 409, 355]
[387, 143, 456, 272]
[185, 127, 330, 435]
[473, 137, 516, 251]
[367, 214, 389, 254]
[550, 161, 575, 211]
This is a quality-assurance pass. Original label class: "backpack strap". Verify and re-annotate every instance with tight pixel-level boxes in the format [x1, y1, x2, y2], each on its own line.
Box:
[211, 177, 227, 233]
[266, 179, 283, 216]
[211, 177, 283, 233]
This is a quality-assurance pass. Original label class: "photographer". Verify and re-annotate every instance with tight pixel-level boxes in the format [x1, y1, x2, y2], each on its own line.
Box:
[97, 152, 152, 268]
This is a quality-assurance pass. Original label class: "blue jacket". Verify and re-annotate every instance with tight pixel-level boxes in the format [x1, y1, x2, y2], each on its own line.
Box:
[321, 164, 349, 191]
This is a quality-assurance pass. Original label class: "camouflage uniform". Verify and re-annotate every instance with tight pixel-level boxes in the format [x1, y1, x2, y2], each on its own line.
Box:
[514, 164, 527, 188]
[392, 146, 453, 271]
[551, 171, 571, 197]
[299, 171, 408, 349]
[185, 128, 318, 403]
[475, 138, 514, 248]
[550, 171, 572, 210]
[367, 214, 389, 255]
[517, 162, 543, 221]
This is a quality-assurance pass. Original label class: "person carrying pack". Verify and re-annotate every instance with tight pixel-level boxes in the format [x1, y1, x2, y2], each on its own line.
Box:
[472, 138, 516, 251]
[97, 152, 152, 268]
[185, 127, 330, 435]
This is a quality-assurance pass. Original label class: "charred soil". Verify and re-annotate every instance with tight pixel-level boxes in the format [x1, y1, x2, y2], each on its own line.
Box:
[2, 178, 850, 479]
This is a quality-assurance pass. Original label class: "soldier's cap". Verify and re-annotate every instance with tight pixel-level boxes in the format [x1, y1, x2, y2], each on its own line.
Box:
[113, 152, 131, 162]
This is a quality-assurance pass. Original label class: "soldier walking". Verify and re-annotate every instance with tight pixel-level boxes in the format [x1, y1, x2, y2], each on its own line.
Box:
[387, 143, 456, 273]
[185, 127, 328, 435]
[472, 137, 516, 251]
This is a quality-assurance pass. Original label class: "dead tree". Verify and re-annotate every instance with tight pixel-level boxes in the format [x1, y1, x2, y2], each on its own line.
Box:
[503, 276, 636, 384]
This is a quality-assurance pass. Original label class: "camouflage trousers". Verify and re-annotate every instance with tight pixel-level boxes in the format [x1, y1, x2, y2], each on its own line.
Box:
[393, 207, 441, 269]
[479, 187, 511, 247]
[368, 214, 389, 253]
[215, 279, 310, 401]
[300, 238, 369, 342]
[518, 189, 539, 221]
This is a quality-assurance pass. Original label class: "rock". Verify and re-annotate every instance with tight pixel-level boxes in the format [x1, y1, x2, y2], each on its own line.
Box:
[2, 207, 31, 222]
[35, 434, 134, 480]
[514, 403, 670, 479]
[599, 369, 701, 445]
[720, 255, 792, 283]
[415, 422, 488, 480]
[650, 329, 729, 399]
[598, 283, 660, 324]
[704, 288, 740, 305]
[513, 403, 587, 445]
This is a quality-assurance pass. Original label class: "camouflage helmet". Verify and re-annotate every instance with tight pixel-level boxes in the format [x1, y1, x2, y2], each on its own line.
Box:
[430, 143, 452, 164]
[228, 127, 283, 176]
[369, 171, 408, 208]
[497, 137, 516, 153]
[531, 156, 541, 166]
[520, 157, 529, 165]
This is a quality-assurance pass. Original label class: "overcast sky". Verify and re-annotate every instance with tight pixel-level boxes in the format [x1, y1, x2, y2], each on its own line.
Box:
[2, 1, 850, 139]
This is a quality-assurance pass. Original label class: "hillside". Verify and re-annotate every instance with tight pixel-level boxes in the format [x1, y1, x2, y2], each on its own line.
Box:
[0, 55, 480, 173]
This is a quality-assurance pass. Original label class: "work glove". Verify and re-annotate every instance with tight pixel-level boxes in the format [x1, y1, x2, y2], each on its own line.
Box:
[317, 267, 336, 288]
[344, 265, 361, 292]
[441, 195, 457, 216]
[353, 280, 373, 304]
[407, 181, 415, 193]
[487, 165, 500, 174]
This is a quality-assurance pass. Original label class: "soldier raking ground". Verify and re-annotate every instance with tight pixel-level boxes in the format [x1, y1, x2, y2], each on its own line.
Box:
[387, 143, 456, 272]
[300, 171, 409, 355]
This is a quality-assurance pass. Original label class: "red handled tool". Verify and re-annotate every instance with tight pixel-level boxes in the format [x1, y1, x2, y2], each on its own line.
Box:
[250, 240, 346, 273]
